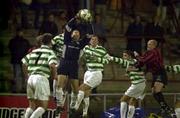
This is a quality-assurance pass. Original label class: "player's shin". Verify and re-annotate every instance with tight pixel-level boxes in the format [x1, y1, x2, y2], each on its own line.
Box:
[29, 107, 45, 118]
[53, 79, 57, 98]
[70, 92, 77, 109]
[83, 97, 90, 116]
[127, 105, 135, 118]
[121, 102, 128, 118]
[24, 107, 33, 118]
[153, 92, 168, 110]
[56, 88, 64, 107]
[74, 90, 85, 110]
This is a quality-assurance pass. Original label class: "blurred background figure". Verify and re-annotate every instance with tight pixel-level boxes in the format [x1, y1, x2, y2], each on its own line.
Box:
[92, 13, 107, 47]
[8, 27, 31, 93]
[19, 0, 32, 29]
[0, 41, 4, 57]
[124, 0, 136, 16]
[152, 0, 169, 24]
[55, 11, 67, 34]
[174, 1, 180, 20]
[31, 0, 51, 29]
[125, 15, 143, 54]
[39, 12, 58, 36]
[144, 16, 165, 52]
[94, 0, 107, 22]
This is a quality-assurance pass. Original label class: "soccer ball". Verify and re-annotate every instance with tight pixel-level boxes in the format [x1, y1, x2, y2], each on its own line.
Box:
[78, 9, 93, 23]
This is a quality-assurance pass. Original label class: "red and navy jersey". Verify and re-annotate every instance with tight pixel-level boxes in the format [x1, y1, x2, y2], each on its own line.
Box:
[136, 48, 164, 74]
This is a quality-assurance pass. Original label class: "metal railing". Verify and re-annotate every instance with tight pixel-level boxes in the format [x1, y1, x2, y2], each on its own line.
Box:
[65, 92, 180, 118]
[0, 92, 179, 118]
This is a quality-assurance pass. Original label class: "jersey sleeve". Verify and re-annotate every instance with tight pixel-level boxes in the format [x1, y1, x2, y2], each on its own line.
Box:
[111, 56, 130, 68]
[96, 47, 109, 64]
[64, 18, 76, 44]
[48, 51, 58, 65]
[165, 65, 180, 73]
[21, 53, 30, 65]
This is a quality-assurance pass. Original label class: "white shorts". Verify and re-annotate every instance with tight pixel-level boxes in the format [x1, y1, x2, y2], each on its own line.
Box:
[125, 82, 146, 99]
[84, 70, 102, 88]
[27, 74, 50, 101]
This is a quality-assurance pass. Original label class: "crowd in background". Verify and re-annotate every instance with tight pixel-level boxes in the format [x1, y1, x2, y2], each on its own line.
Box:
[0, 0, 179, 96]
[0, 0, 179, 118]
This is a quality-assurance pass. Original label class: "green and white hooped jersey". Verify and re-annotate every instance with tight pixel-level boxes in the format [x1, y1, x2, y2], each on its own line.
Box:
[22, 45, 57, 78]
[51, 33, 64, 59]
[112, 57, 145, 84]
[165, 65, 180, 73]
[83, 45, 109, 71]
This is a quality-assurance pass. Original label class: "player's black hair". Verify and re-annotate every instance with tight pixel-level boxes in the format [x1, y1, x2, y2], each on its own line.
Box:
[42, 33, 53, 45]
[123, 50, 135, 59]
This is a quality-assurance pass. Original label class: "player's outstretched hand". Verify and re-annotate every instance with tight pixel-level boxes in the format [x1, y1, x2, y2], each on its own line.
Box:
[134, 51, 139, 57]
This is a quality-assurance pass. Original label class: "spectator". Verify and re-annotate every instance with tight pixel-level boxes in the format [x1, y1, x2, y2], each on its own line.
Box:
[32, 0, 51, 29]
[170, 43, 180, 56]
[18, 0, 32, 29]
[171, 1, 180, 35]
[144, 16, 165, 50]
[8, 0, 18, 31]
[0, 41, 4, 57]
[125, 15, 143, 54]
[152, 0, 169, 24]
[94, 0, 107, 22]
[8, 28, 31, 93]
[92, 13, 107, 47]
[39, 12, 58, 36]
[174, 1, 180, 19]
[124, 0, 136, 16]
[55, 11, 67, 34]
[0, 0, 10, 30]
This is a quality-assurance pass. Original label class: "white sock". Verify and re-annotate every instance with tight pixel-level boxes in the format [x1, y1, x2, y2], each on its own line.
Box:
[62, 91, 67, 106]
[30, 107, 45, 118]
[70, 92, 77, 109]
[24, 107, 33, 118]
[53, 79, 57, 97]
[83, 97, 90, 116]
[56, 88, 64, 107]
[127, 105, 135, 118]
[175, 108, 180, 118]
[74, 90, 84, 110]
[121, 102, 128, 118]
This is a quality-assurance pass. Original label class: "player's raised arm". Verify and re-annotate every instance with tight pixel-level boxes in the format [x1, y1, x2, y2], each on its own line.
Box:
[96, 54, 110, 64]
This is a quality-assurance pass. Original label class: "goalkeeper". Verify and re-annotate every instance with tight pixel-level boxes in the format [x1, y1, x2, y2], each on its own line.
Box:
[54, 9, 94, 116]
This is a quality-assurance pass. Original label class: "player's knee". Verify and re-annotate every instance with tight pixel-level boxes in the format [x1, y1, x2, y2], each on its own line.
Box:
[152, 86, 162, 93]
[120, 95, 129, 102]
[129, 98, 137, 106]
[154, 82, 163, 91]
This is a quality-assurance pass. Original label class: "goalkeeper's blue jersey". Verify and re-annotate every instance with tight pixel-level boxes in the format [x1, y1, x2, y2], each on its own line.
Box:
[62, 18, 93, 61]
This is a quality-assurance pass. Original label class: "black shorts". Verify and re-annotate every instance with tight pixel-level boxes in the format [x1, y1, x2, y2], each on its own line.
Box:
[151, 69, 168, 87]
[57, 58, 79, 79]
